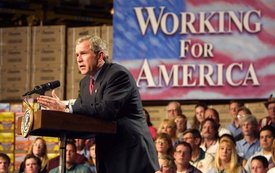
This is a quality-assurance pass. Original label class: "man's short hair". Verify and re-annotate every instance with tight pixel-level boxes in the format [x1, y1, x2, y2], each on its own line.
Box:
[240, 114, 258, 128]
[182, 128, 201, 140]
[181, 128, 202, 145]
[259, 125, 275, 138]
[251, 155, 268, 168]
[174, 141, 192, 156]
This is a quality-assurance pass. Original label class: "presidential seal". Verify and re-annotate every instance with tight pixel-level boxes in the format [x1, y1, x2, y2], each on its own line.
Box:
[21, 108, 34, 137]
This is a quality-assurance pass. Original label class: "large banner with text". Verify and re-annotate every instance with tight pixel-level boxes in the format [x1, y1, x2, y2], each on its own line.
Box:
[113, 0, 275, 100]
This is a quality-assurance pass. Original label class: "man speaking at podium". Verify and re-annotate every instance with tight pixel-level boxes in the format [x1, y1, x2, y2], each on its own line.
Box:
[37, 35, 160, 173]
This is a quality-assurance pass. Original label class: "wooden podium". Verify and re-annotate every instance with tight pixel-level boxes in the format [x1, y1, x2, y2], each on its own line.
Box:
[17, 110, 117, 173]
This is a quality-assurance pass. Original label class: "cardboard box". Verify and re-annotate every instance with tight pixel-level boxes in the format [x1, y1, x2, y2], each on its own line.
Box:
[32, 25, 65, 45]
[1, 86, 30, 101]
[1, 27, 31, 46]
[66, 48, 77, 68]
[1, 67, 31, 89]
[31, 66, 65, 98]
[2, 46, 31, 67]
[32, 45, 65, 67]
[66, 67, 82, 88]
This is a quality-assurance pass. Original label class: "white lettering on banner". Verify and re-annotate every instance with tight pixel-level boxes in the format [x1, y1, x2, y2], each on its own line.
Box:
[134, 6, 261, 35]
[136, 59, 260, 87]
[180, 40, 214, 58]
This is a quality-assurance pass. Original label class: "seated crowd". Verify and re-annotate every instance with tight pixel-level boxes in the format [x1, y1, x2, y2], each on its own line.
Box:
[1, 97, 275, 173]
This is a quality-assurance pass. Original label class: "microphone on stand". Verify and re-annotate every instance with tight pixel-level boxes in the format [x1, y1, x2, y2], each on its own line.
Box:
[22, 80, 60, 96]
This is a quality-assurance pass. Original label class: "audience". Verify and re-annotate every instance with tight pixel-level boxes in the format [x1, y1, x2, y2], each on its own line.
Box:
[11, 99, 275, 172]
[22, 154, 42, 173]
[181, 129, 214, 173]
[237, 106, 252, 120]
[158, 119, 178, 146]
[236, 114, 261, 166]
[86, 142, 96, 173]
[155, 133, 173, 165]
[75, 139, 90, 160]
[251, 155, 269, 173]
[174, 114, 188, 138]
[47, 139, 87, 172]
[259, 95, 275, 129]
[208, 134, 245, 173]
[226, 100, 244, 141]
[158, 155, 176, 173]
[173, 141, 202, 173]
[166, 101, 183, 120]
[191, 103, 207, 130]
[143, 108, 158, 140]
[204, 108, 231, 137]
[200, 118, 219, 157]
[0, 153, 10, 173]
[49, 141, 91, 173]
[19, 137, 48, 173]
[245, 125, 275, 172]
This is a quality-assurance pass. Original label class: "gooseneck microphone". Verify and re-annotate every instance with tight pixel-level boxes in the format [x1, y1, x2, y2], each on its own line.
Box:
[22, 80, 60, 96]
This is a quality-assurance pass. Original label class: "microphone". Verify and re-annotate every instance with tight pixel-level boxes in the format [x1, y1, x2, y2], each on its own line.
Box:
[22, 80, 60, 96]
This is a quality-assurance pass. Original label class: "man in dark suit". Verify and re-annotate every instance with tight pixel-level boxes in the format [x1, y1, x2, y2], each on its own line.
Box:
[37, 35, 160, 173]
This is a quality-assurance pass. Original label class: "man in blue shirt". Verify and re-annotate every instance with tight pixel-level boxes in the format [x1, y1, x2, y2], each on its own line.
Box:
[49, 141, 91, 173]
[236, 115, 261, 166]
[226, 100, 244, 141]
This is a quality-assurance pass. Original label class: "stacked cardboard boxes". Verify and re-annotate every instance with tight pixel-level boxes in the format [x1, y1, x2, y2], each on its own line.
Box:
[31, 26, 66, 99]
[0, 27, 32, 100]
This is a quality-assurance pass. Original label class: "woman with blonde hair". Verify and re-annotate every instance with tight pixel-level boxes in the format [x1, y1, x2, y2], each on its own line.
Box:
[158, 119, 177, 146]
[19, 137, 49, 173]
[208, 134, 245, 173]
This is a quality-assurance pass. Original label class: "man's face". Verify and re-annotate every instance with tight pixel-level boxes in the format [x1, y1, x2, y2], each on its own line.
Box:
[182, 133, 195, 148]
[76, 40, 100, 76]
[229, 102, 239, 119]
[201, 121, 216, 140]
[267, 103, 275, 119]
[75, 139, 85, 151]
[259, 130, 274, 151]
[173, 145, 191, 167]
[251, 159, 268, 173]
[66, 144, 76, 166]
[175, 117, 186, 132]
[0, 158, 9, 173]
[241, 121, 255, 136]
[167, 103, 180, 119]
